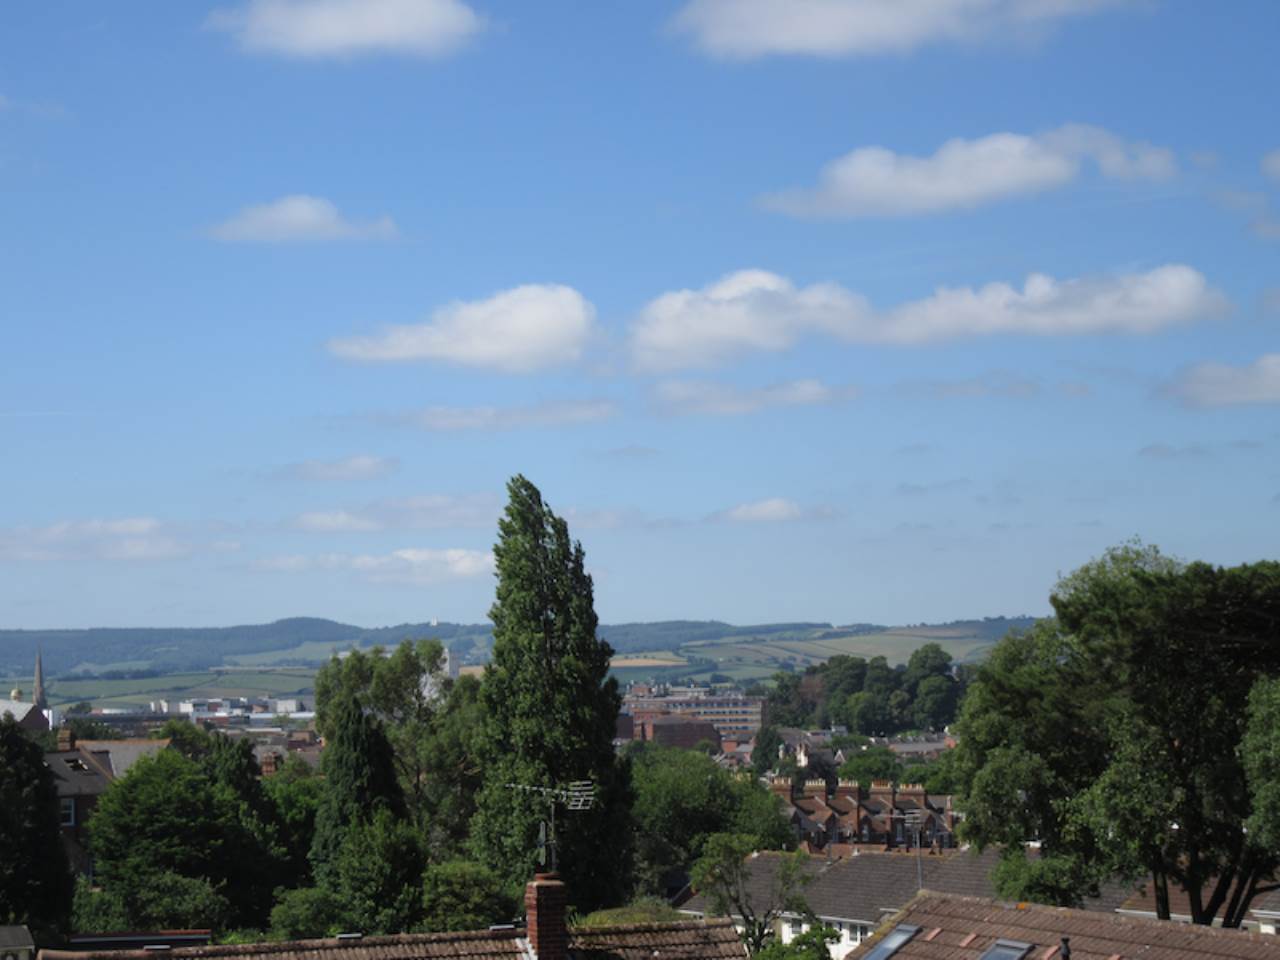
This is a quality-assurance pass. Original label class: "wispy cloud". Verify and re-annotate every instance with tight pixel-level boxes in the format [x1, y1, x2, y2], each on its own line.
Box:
[292, 493, 499, 533]
[1263, 149, 1280, 182]
[210, 195, 398, 243]
[655, 378, 855, 415]
[0, 518, 189, 562]
[903, 371, 1040, 399]
[388, 399, 616, 432]
[208, 0, 484, 59]
[672, 0, 1137, 60]
[278, 454, 398, 482]
[709, 497, 835, 523]
[631, 266, 1224, 370]
[1168, 354, 1280, 407]
[331, 284, 596, 373]
[896, 479, 971, 497]
[1212, 189, 1280, 241]
[765, 124, 1175, 218]
[259, 547, 493, 584]
[1137, 442, 1210, 460]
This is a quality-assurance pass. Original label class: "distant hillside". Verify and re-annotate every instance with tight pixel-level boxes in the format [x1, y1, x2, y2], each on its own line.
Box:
[0, 615, 1038, 678]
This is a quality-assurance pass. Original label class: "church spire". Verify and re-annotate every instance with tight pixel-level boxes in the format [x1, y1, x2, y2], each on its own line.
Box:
[33, 649, 47, 710]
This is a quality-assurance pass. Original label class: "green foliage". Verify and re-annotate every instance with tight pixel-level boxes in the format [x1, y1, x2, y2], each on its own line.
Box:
[1245, 676, 1280, 852]
[470, 475, 634, 911]
[309, 689, 403, 881]
[752, 726, 782, 775]
[269, 887, 346, 940]
[691, 835, 812, 954]
[630, 746, 790, 896]
[71, 875, 128, 933]
[578, 898, 683, 928]
[263, 755, 324, 887]
[420, 860, 514, 932]
[327, 808, 426, 935]
[954, 542, 1280, 926]
[836, 747, 903, 787]
[755, 925, 838, 960]
[418, 674, 487, 859]
[87, 748, 280, 931]
[0, 715, 73, 931]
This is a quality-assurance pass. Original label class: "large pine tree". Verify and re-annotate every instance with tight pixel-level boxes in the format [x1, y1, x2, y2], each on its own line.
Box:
[470, 475, 633, 910]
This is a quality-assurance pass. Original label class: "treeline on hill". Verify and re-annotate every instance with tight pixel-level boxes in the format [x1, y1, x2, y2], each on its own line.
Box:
[0, 477, 797, 944]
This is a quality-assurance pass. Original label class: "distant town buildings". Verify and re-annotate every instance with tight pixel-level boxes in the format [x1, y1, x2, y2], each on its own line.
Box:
[621, 683, 764, 740]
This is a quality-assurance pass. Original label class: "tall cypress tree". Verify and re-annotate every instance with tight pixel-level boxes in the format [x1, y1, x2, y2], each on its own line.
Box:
[470, 475, 633, 910]
[309, 690, 404, 883]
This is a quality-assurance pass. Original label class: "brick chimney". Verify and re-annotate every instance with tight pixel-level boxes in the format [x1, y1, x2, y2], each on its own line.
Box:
[525, 873, 568, 960]
[57, 726, 76, 751]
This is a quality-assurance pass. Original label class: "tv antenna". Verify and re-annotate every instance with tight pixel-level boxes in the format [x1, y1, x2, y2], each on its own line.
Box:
[506, 780, 596, 872]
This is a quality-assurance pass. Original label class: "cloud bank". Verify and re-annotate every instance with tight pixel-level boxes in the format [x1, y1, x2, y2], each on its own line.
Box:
[765, 124, 1175, 218]
[331, 284, 595, 372]
[673, 0, 1135, 59]
[210, 195, 398, 242]
[261, 547, 493, 584]
[1169, 354, 1280, 407]
[631, 266, 1223, 370]
[209, 0, 483, 59]
[655, 379, 855, 415]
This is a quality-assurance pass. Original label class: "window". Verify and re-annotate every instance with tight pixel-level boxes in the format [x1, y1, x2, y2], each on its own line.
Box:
[60, 797, 75, 826]
[861, 924, 920, 960]
[979, 941, 1033, 960]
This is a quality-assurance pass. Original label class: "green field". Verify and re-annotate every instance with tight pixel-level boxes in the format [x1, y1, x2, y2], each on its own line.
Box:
[45, 668, 317, 710]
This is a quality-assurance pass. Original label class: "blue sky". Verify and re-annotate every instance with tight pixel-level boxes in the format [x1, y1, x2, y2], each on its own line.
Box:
[2, 0, 1278, 630]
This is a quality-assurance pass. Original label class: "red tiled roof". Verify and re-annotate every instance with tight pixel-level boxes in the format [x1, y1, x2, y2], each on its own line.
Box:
[40, 920, 745, 960]
[847, 893, 1280, 960]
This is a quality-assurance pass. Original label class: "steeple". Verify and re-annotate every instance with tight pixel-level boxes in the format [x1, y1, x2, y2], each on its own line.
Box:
[33, 649, 47, 710]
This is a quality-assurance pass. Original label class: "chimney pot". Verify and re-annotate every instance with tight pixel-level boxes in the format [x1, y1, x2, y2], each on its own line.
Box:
[525, 873, 568, 960]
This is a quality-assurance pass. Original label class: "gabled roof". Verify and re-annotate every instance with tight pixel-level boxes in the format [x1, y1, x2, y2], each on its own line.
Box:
[39, 920, 745, 960]
[848, 892, 1280, 960]
[44, 748, 113, 797]
[0, 699, 38, 721]
[77, 739, 170, 778]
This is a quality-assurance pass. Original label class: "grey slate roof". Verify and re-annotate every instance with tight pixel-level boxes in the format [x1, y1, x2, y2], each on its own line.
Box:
[77, 739, 169, 777]
[44, 748, 113, 797]
[683, 848, 1140, 926]
[0, 927, 36, 950]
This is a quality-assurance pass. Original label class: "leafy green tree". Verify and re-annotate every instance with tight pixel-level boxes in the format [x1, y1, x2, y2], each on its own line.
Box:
[269, 887, 346, 940]
[903, 643, 952, 694]
[420, 860, 514, 932]
[309, 689, 403, 881]
[911, 674, 959, 730]
[418, 674, 487, 859]
[327, 809, 426, 935]
[0, 714, 72, 931]
[837, 747, 902, 787]
[470, 475, 633, 911]
[752, 725, 783, 775]
[1245, 677, 1280, 853]
[755, 925, 838, 960]
[955, 543, 1280, 925]
[691, 834, 812, 955]
[263, 755, 324, 888]
[314, 638, 448, 830]
[87, 749, 275, 930]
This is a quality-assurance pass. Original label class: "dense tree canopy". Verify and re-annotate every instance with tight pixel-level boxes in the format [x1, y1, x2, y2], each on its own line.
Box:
[954, 543, 1280, 926]
[470, 475, 634, 910]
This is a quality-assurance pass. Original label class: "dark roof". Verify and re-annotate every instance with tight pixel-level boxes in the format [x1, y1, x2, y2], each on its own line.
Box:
[683, 849, 1140, 926]
[44, 749, 113, 797]
[40, 921, 744, 960]
[0, 927, 36, 950]
[847, 892, 1280, 960]
[77, 739, 169, 778]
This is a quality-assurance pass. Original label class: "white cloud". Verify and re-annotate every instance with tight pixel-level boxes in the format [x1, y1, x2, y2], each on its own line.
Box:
[282, 454, 398, 482]
[0, 517, 189, 562]
[765, 124, 1175, 218]
[294, 493, 499, 532]
[655, 378, 855, 415]
[210, 195, 398, 243]
[209, 0, 483, 59]
[331, 284, 595, 372]
[631, 266, 1224, 370]
[260, 547, 493, 583]
[397, 399, 615, 431]
[1263, 149, 1280, 182]
[906, 371, 1040, 399]
[718, 498, 804, 523]
[1169, 354, 1280, 407]
[672, 0, 1135, 59]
